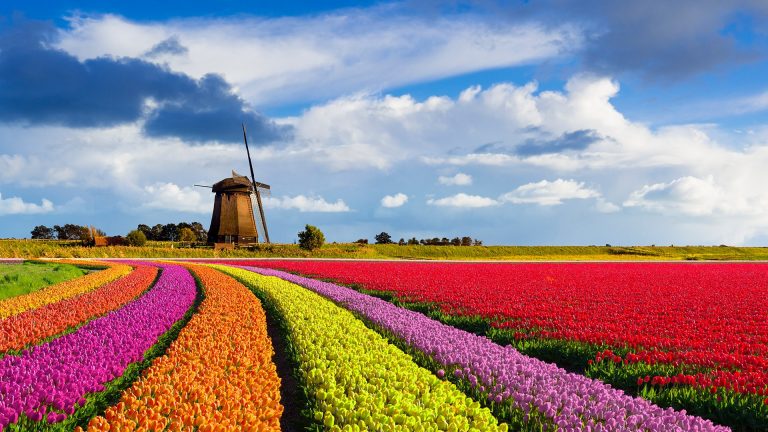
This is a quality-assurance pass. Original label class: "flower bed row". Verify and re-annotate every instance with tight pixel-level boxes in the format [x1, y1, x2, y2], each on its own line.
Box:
[0, 260, 132, 318]
[239, 265, 729, 432]
[237, 261, 768, 391]
[0, 265, 158, 354]
[216, 265, 508, 431]
[80, 263, 283, 431]
[0, 263, 196, 430]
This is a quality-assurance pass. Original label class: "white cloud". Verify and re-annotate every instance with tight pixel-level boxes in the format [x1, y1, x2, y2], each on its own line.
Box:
[57, 12, 581, 106]
[264, 195, 350, 212]
[0, 193, 54, 215]
[438, 173, 473, 186]
[427, 193, 500, 208]
[381, 193, 408, 208]
[142, 183, 211, 213]
[623, 176, 739, 216]
[595, 198, 621, 213]
[500, 179, 600, 206]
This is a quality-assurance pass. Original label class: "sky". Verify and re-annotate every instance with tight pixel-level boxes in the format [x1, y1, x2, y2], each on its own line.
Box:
[1, 1, 768, 245]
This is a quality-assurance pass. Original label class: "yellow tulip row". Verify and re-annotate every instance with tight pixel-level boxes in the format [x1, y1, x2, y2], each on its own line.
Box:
[0, 260, 132, 319]
[216, 266, 508, 432]
[78, 263, 283, 432]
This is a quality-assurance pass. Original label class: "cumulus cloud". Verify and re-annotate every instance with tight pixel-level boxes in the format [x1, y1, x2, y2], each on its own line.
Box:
[142, 183, 211, 213]
[623, 176, 734, 216]
[0, 19, 288, 144]
[144, 36, 188, 58]
[500, 179, 600, 206]
[0, 193, 54, 215]
[595, 198, 621, 213]
[427, 193, 500, 208]
[381, 193, 408, 208]
[438, 173, 473, 186]
[264, 195, 350, 212]
[56, 12, 581, 105]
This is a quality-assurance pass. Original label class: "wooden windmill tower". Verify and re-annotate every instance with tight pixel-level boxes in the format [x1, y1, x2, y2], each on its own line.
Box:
[201, 124, 271, 246]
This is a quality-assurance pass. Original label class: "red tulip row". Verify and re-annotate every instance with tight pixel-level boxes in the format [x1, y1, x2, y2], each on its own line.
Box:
[224, 260, 768, 395]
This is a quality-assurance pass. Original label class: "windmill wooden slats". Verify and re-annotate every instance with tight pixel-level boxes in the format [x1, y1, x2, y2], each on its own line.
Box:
[207, 174, 260, 245]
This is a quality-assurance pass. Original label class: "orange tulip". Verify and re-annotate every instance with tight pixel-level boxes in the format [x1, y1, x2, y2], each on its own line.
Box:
[84, 264, 283, 431]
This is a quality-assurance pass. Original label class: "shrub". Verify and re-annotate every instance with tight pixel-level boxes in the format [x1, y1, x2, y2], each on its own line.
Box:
[298, 225, 325, 250]
[126, 230, 147, 247]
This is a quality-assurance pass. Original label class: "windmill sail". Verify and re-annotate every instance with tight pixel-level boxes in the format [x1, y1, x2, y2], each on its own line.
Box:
[242, 123, 270, 243]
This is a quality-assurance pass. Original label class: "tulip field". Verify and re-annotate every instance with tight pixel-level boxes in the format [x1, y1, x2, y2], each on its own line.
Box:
[0, 259, 763, 431]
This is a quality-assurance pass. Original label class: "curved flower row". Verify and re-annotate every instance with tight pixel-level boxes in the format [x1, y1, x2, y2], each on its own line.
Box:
[237, 260, 768, 394]
[80, 263, 283, 432]
[0, 260, 132, 319]
[242, 266, 729, 432]
[0, 265, 158, 353]
[0, 264, 196, 429]
[216, 266, 508, 431]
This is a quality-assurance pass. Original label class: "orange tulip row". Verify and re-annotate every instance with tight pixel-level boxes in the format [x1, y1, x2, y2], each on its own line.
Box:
[0, 260, 132, 319]
[0, 264, 158, 353]
[79, 263, 283, 432]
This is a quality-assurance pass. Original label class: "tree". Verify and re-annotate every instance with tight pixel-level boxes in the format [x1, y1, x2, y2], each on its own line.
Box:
[374, 232, 393, 244]
[160, 223, 180, 241]
[461, 236, 473, 246]
[189, 222, 207, 242]
[53, 224, 91, 241]
[398, 238, 406, 246]
[450, 237, 461, 246]
[150, 224, 164, 241]
[473, 239, 483, 246]
[137, 224, 153, 240]
[126, 230, 147, 246]
[298, 225, 325, 250]
[30, 225, 54, 239]
[354, 239, 369, 244]
[179, 227, 196, 242]
[407, 237, 419, 245]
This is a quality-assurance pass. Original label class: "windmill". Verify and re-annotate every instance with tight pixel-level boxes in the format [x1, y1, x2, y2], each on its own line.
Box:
[196, 124, 271, 245]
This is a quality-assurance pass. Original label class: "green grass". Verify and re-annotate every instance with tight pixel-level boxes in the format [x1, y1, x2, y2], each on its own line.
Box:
[2, 239, 768, 260]
[0, 261, 88, 300]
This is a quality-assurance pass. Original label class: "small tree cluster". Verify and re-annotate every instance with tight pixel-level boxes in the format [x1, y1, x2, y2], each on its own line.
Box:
[30, 224, 103, 242]
[135, 222, 207, 242]
[364, 232, 482, 246]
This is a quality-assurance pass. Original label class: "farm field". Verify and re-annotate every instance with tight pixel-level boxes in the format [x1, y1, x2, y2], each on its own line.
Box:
[0, 261, 88, 301]
[4, 239, 768, 261]
[0, 259, 759, 431]
[216, 260, 768, 430]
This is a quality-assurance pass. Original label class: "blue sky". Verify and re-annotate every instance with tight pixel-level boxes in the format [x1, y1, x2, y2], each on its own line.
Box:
[1, 1, 768, 245]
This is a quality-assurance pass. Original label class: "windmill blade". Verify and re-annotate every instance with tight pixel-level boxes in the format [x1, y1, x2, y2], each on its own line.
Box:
[242, 123, 271, 243]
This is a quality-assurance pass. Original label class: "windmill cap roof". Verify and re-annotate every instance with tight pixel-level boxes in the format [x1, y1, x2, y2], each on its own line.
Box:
[211, 174, 252, 193]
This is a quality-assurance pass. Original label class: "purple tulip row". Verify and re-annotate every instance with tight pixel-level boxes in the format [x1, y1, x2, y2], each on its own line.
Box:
[243, 266, 730, 432]
[0, 263, 196, 429]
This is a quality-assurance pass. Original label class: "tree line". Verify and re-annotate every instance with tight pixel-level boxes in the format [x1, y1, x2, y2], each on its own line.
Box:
[134, 223, 207, 242]
[30, 222, 207, 243]
[356, 232, 483, 246]
[30, 224, 104, 241]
